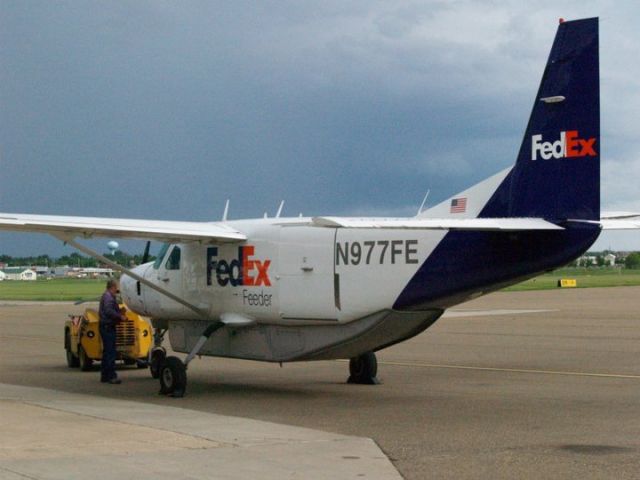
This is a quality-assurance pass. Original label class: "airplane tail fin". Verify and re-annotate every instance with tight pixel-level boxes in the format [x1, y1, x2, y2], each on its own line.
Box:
[421, 18, 600, 222]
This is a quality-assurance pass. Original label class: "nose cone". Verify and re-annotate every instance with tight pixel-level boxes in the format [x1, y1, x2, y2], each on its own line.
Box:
[120, 263, 151, 315]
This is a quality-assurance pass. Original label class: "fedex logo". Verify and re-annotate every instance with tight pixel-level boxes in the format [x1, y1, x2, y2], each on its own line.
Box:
[206, 246, 271, 287]
[531, 130, 597, 160]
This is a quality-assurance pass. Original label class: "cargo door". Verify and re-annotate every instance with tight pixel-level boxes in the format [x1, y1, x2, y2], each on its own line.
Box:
[278, 227, 336, 321]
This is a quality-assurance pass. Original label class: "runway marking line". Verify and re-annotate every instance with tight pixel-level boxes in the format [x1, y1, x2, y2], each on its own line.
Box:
[370, 360, 640, 380]
[0, 335, 57, 343]
[442, 308, 556, 318]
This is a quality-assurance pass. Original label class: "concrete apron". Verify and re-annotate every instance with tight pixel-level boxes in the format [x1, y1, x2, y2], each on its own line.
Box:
[0, 383, 401, 480]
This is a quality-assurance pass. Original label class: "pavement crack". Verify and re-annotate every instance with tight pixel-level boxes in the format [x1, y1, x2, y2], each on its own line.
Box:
[0, 465, 42, 480]
[13, 400, 238, 449]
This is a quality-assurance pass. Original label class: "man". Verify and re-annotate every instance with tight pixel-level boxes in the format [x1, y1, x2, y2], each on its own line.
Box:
[99, 279, 126, 384]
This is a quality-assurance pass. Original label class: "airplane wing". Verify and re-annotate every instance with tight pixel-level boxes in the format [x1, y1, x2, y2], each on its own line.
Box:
[597, 211, 640, 230]
[312, 217, 565, 231]
[0, 212, 247, 243]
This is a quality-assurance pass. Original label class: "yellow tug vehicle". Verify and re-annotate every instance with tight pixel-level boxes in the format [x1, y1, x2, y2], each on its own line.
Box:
[65, 304, 153, 371]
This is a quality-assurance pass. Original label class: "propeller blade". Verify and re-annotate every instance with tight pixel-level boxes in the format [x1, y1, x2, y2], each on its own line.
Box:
[142, 241, 151, 264]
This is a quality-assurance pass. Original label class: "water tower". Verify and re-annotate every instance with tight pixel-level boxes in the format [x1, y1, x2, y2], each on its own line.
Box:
[107, 240, 119, 255]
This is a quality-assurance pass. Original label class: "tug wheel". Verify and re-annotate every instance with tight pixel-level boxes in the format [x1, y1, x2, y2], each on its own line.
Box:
[78, 346, 93, 371]
[159, 356, 187, 397]
[65, 331, 79, 368]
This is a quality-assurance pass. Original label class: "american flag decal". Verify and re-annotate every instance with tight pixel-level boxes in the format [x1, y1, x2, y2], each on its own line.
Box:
[450, 197, 467, 213]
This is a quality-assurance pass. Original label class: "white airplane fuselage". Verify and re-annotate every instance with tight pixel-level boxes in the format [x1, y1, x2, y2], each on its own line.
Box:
[123, 218, 444, 324]
[119, 218, 450, 362]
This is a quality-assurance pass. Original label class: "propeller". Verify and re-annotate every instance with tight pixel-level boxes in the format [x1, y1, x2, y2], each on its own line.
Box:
[142, 241, 151, 264]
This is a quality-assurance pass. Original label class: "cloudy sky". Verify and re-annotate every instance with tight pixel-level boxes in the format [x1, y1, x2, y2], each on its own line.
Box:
[1, 0, 639, 256]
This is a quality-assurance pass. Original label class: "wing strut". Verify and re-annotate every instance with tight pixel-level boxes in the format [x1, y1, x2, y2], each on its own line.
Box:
[53, 234, 208, 319]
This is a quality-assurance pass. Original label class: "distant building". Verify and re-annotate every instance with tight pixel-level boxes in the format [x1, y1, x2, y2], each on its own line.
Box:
[0, 270, 6, 281]
[77, 267, 114, 278]
[32, 265, 50, 276]
[578, 255, 597, 266]
[604, 253, 616, 266]
[1, 267, 37, 281]
[616, 251, 631, 261]
[53, 266, 71, 277]
[65, 267, 114, 278]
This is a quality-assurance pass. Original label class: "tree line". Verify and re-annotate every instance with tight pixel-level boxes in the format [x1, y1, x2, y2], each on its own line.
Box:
[2, 250, 639, 270]
[0, 251, 155, 268]
[626, 252, 640, 269]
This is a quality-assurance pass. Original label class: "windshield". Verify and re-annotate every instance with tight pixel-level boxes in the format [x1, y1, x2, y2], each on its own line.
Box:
[165, 246, 181, 270]
[153, 243, 171, 269]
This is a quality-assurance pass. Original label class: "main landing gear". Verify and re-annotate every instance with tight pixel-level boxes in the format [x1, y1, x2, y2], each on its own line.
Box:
[347, 351, 380, 385]
[157, 323, 223, 398]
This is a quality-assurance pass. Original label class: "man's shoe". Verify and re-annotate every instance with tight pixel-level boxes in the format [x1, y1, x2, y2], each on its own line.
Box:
[107, 378, 122, 384]
[100, 378, 108, 383]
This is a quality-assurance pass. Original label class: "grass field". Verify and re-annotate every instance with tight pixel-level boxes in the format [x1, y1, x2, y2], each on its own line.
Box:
[1, 268, 640, 301]
[503, 268, 640, 291]
[0, 278, 105, 301]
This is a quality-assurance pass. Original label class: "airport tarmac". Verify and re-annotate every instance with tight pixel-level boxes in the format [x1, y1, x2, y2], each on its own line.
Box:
[1, 287, 639, 479]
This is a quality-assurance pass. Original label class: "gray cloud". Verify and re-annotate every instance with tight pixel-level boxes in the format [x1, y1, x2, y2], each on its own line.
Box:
[1, 1, 639, 255]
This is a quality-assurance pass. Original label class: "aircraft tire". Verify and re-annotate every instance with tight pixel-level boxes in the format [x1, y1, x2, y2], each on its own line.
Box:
[65, 331, 79, 368]
[79, 346, 93, 371]
[347, 352, 380, 385]
[150, 348, 167, 379]
[159, 356, 187, 397]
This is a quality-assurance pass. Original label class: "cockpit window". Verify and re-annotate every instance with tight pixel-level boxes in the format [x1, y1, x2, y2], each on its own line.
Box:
[153, 243, 170, 269]
[165, 246, 181, 270]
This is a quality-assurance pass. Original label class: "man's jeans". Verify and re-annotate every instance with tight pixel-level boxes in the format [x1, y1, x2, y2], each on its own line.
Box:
[100, 324, 117, 381]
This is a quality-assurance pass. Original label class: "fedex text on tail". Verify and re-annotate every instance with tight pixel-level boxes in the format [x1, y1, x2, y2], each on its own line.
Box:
[531, 130, 597, 160]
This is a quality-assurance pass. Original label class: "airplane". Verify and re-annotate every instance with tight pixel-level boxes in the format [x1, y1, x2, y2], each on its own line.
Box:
[1, 17, 639, 397]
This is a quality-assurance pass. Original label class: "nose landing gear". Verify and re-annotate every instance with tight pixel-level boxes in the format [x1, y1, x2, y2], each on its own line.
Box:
[157, 322, 224, 398]
[149, 328, 167, 379]
[149, 347, 167, 379]
[159, 356, 187, 397]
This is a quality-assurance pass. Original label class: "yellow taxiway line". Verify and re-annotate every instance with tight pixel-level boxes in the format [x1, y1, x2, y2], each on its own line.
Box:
[377, 360, 640, 380]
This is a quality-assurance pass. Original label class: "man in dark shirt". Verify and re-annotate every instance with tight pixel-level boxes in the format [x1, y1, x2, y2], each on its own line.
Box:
[99, 279, 126, 384]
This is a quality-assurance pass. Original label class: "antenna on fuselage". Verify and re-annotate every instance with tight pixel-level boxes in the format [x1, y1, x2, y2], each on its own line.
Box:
[417, 189, 430, 215]
[222, 199, 230, 222]
[275, 200, 285, 218]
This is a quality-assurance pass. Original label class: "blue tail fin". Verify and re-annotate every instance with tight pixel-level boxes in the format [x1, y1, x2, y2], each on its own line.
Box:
[480, 17, 599, 221]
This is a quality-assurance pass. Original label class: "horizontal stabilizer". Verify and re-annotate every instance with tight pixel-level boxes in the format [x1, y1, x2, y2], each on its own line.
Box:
[0, 213, 246, 243]
[598, 220, 640, 230]
[569, 212, 640, 230]
[312, 217, 564, 231]
[600, 211, 640, 220]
